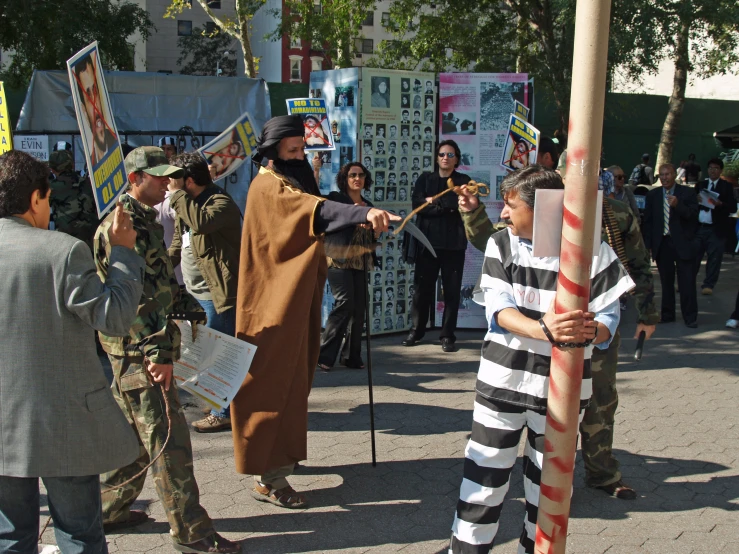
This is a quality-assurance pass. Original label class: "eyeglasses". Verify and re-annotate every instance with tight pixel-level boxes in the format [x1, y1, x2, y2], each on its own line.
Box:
[614, 175, 625, 180]
[348, 172, 366, 179]
[438, 152, 456, 158]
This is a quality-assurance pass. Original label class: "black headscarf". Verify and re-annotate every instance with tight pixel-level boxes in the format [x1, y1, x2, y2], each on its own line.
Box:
[253, 115, 320, 196]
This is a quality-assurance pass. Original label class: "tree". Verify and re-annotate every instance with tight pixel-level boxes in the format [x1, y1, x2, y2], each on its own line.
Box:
[0, 0, 154, 87]
[165, 0, 266, 78]
[649, 0, 739, 167]
[371, 0, 660, 135]
[177, 27, 238, 76]
[270, 0, 378, 70]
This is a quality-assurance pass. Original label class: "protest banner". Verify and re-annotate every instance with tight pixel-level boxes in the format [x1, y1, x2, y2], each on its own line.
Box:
[438, 72, 530, 328]
[174, 321, 257, 410]
[501, 114, 540, 172]
[0, 82, 11, 155]
[67, 42, 126, 217]
[15, 135, 49, 162]
[286, 98, 335, 152]
[198, 112, 258, 183]
[514, 99, 530, 121]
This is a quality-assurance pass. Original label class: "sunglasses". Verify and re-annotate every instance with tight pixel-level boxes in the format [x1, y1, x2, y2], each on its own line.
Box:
[348, 172, 366, 179]
[438, 152, 456, 158]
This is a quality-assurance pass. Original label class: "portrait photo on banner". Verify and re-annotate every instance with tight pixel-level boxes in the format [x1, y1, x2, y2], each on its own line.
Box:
[286, 98, 335, 151]
[500, 114, 539, 172]
[199, 112, 257, 182]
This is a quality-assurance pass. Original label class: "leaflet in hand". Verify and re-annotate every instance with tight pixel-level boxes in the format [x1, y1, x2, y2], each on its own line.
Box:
[174, 321, 257, 410]
[698, 188, 719, 209]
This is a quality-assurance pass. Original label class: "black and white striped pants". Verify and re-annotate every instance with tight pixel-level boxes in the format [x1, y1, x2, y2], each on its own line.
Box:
[450, 395, 584, 554]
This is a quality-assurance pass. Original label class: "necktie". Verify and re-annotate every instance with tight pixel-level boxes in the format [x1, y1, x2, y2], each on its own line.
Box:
[663, 190, 670, 235]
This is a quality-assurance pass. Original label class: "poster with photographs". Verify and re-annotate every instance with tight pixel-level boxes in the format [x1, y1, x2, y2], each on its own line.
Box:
[500, 114, 539, 173]
[309, 68, 359, 195]
[286, 98, 335, 152]
[198, 112, 258, 183]
[437, 73, 530, 328]
[361, 68, 436, 335]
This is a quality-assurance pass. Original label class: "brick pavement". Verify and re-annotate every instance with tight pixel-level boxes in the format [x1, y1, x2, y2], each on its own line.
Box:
[39, 258, 739, 553]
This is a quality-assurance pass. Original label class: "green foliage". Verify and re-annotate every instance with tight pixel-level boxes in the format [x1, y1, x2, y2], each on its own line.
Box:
[177, 27, 238, 76]
[271, 0, 378, 69]
[0, 0, 154, 87]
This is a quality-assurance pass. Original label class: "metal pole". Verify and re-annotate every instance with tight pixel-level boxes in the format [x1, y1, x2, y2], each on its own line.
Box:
[534, 0, 612, 552]
[363, 260, 377, 467]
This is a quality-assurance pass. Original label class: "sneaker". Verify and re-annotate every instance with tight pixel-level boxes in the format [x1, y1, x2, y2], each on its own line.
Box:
[192, 414, 231, 433]
[726, 319, 739, 329]
[702, 287, 713, 295]
[174, 533, 242, 553]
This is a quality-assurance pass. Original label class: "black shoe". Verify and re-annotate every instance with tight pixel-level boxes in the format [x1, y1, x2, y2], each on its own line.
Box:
[659, 316, 675, 324]
[685, 321, 698, 328]
[174, 533, 242, 553]
[103, 510, 149, 533]
[441, 338, 456, 352]
[402, 332, 422, 346]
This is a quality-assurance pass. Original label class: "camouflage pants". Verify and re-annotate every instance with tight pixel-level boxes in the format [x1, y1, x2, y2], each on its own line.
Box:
[580, 330, 622, 487]
[101, 355, 214, 544]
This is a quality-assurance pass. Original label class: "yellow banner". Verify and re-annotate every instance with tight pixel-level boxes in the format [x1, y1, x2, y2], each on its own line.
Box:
[0, 81, 12, 155]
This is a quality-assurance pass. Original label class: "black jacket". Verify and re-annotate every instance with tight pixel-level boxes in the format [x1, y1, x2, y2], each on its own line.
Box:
[642, 184, 699, 260]
[411, 170, 470, 250]
[695, 178, 737, 238]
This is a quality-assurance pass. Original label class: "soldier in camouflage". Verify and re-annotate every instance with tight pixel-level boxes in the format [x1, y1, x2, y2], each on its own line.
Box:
[48, 149, 99, 250]
[458, 165, 659, 500]
[94, 146, 241, 553]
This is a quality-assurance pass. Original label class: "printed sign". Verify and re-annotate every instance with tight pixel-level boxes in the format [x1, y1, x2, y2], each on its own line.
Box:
[286, 98, 335, 151]
[0, 82, 12, 155]
[198, 112, 258, 182]
[15, 135, 49, 161]
[500, 114, 539, 172]
[67, 42, 126, 217]
[514, 100, 530, 121]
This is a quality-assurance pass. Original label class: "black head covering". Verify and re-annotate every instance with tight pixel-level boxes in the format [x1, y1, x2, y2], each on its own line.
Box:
[252, 115, 304, 163]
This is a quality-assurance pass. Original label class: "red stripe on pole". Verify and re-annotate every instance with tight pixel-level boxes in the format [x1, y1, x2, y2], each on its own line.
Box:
[558, 272, 589, 297]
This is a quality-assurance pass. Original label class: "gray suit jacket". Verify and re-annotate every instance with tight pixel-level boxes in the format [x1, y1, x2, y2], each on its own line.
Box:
[0, 217, 144, 477]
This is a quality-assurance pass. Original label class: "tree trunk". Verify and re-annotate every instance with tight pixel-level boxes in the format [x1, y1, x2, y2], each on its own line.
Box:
[236, 0, 257, 77]
[656, 19, 689, 169]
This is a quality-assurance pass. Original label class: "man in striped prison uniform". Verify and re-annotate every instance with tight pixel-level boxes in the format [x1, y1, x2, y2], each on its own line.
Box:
[449, 166, 634, 553]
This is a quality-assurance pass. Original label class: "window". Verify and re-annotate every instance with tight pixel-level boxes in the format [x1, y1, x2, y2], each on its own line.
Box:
[361, 39, 373, 54]
[362, 11, 374, 26]
[177, 20, 193, 36]
[289, 56, 303, 82]
[207, 0, 221, 8]
[313, 0, 322, 15]
[311, 56, 323, 71]
[290, 37, 301, 49]
[204, 21, 217, 34]
[381, 12, 390, 27]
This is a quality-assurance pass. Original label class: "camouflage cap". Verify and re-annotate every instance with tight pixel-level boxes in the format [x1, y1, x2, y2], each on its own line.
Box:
[124, 146, 184, 178]
[49, 149, 74, 172]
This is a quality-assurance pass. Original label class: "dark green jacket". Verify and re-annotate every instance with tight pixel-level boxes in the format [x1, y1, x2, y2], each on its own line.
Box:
[461, 197, 659, 325]
[168, 186, 242, 314]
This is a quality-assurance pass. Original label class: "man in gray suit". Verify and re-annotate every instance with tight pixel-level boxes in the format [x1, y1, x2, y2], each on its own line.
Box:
[0, 150, 144, 553]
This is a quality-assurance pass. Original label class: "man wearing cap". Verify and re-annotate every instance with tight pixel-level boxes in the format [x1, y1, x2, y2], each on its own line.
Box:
[159, 136, 178, 160]
[48, 148, 99, 250]
[94, 146, 241, 553]
[233, 115, 398, 508]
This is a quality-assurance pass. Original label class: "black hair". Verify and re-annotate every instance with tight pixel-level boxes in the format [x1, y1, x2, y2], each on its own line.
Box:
[707, 157, 724, 170]
[0, 150, 50, 217]
[336, 162, 372, 193]
[436, 139, 462, 169]
[538, 136, 560, 168]
[73, 53, 95, 106]
[171, 152, 213, 187]
[499, 165, 563, 209]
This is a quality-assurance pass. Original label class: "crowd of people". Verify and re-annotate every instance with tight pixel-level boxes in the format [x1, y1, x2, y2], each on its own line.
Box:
[1, 115, 736, 554]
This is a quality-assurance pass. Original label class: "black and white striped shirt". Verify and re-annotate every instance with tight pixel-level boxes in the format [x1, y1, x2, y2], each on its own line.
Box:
[473, 229, 635, 410]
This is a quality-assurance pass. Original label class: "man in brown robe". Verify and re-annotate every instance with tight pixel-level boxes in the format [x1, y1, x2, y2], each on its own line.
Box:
[232, 116, 397, 508]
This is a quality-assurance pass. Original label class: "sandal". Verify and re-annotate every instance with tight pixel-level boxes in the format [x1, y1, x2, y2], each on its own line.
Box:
[340, 358, 365, 369]
[592, 480, 637, 500]
[251, 482, 308, 509]
[317, 363, 331, 372]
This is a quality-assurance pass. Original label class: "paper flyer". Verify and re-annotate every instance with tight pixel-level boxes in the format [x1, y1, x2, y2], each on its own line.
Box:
[67, 42, 126, 217]
[361, 68, 437, 335]
[286, 97, 335, 152]
[437, 72, 530, 328]
[698, 188, 719, 209]
[174, 321, 257, 410]
[0, 81, 12, 155]
[198, 112, 258, 182]
[501, 114, 539, 173]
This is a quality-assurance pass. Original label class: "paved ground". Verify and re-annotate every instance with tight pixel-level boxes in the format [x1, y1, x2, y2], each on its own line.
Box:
[40, 258, 739, 553]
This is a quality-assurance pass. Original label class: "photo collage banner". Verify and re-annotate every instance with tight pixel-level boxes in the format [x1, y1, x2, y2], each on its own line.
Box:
[360, 68, 437, 335]
[436, 72, 530, 328]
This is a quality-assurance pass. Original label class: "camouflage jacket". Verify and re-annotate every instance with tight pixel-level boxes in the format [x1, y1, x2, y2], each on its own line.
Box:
[94, 193, 203, 363]
[461, 198, 659, 325]
[49, 172, 99, 247]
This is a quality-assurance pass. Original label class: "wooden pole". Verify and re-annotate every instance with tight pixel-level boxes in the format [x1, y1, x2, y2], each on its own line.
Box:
[534, 0, 612, 552]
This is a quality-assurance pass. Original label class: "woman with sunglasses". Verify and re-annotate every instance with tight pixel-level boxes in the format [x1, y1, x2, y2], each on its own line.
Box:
[317, 162, 376, 371]
[403, 139, 470, 353]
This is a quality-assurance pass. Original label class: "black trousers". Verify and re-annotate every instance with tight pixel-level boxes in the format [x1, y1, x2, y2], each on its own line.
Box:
[410, 247, 465, 341]
[694, 224, 725, 289]
[656, 236, 698, 324]
[319, 268, 366, 366]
